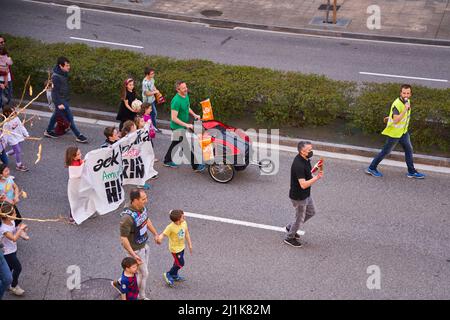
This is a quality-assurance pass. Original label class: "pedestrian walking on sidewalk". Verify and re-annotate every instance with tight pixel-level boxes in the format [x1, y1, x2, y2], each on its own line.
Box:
[119, 189, 158, 300]
[117, 78, 139, 131]
[284, 141, 323, 248]
[0, 43, 13, 109]
[365, 84, 425, 179]
[45, 79, 70, 136]
[142, 67, 161, 133]
[140, 102, 157, 147]
[44, 56, 88, 143]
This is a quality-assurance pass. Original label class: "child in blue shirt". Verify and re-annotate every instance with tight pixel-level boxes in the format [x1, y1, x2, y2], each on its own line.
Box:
[111, 257, 140, 300]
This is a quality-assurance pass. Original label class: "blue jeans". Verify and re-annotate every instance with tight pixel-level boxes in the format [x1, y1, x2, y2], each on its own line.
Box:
[151, 101, 158, 128]
[47, 102, 81, 137]
[0, 150, 8, 165]
[6, 81, 12, 104]
[0, 81, 12, 109]
[0, 250, 13, 299]
[369, 132, 417, 174]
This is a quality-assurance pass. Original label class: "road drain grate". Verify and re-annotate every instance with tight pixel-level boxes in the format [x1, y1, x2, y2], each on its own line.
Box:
[318, 4, 341, 11]
[200, 10, 223, 17]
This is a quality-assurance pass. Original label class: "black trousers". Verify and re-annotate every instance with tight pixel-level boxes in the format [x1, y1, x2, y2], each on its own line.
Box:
[13, 205, 22, 227]
[163, 131, 199, 170]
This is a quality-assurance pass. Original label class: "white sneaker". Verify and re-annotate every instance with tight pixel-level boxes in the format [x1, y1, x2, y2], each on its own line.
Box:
[9, 286, 25, 296]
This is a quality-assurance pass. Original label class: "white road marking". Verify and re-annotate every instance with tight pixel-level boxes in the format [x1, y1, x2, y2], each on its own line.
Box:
[69, 36, 144, 49]
[255, 142, 450, 174]
[24, 108, 450, 174]
[359, 72, 448, 83]
[185, 211, 305, 236]
[22, 0, 450, 49]
[234, 27, 450, 49]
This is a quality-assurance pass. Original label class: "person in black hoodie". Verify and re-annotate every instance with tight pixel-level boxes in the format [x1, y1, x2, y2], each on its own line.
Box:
[44, 57, 88, 143]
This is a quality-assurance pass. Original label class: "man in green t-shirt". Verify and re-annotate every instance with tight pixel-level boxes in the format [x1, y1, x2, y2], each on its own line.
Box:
[163, 81, 205, 172]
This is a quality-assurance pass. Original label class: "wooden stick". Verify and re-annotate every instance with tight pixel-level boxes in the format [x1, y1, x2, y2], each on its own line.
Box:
[0, 213, 66, 223]
[333, 0, 337, 24]
[17, 75, 31, 110]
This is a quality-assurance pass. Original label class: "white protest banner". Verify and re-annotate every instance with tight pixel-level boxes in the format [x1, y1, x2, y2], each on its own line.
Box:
[68, 144, 124, 224]
[68, 162, 96, 225]
[120, 123, 158, 186]
[68, 123, 157, 224]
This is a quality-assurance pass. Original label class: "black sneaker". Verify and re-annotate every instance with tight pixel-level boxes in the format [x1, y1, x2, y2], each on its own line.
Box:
[44, 130, 58, 138]
[110, 280, 122, 295]
[285, 226, 300, 239]
[283, 238, 303, 248]
[76, 135, 88, 143]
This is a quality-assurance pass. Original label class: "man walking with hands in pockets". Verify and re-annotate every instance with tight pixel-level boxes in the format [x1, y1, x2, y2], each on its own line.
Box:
[285, 141, 323, 248]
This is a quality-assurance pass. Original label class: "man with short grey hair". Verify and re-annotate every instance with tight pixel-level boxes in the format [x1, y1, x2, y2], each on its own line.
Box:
[285, 141, 323, 248]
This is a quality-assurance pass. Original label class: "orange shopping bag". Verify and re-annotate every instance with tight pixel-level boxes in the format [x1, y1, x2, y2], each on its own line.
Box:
[199, 135, 214, 162]
[200, 98, 214, 121]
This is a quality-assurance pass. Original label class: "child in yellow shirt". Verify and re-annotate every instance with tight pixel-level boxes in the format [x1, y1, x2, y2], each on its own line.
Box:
[156, 209, 192, 286]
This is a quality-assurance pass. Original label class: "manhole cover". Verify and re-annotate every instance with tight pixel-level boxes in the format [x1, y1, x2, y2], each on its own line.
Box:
[318, 4, 341, 11]
[200, 10, 223, 17]
[70, 278, 120, 300]
[113, 0, 153, 4]
[309, 16, 351, 27]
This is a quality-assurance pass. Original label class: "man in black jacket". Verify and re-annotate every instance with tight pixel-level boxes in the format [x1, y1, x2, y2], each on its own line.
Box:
[44, 56, 88, 143]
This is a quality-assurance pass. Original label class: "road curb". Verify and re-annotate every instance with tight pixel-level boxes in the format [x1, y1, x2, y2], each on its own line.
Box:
[32, 0, 450, 47]
[24, 101, 450, 169]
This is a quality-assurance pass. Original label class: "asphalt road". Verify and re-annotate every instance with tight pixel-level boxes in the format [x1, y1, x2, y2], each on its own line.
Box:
[0, 0, 449, 88]
[2, 116, 450, 300]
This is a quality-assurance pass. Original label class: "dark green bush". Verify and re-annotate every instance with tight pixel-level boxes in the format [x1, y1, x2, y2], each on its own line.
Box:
[6, 35, 352, 124]
[6, 35, 450, 152]
[349, 83, 450, 151]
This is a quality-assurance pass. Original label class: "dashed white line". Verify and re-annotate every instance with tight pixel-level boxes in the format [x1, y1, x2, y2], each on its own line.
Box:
[69, 36, 144, 49]
[359, 72, 448, 83]
[184, 211, 305, 236]
[22, 0, 450, 49]
[234, 27, 450, 49]
[255, 142, 450, 174]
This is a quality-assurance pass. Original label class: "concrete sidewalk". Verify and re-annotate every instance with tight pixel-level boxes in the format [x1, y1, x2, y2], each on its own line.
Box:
[34, 0, 450, 45]
[24, 100, 450, 170]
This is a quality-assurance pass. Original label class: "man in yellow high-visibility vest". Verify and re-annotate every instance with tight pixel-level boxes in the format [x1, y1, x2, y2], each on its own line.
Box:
[365, 84, 425, 179]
